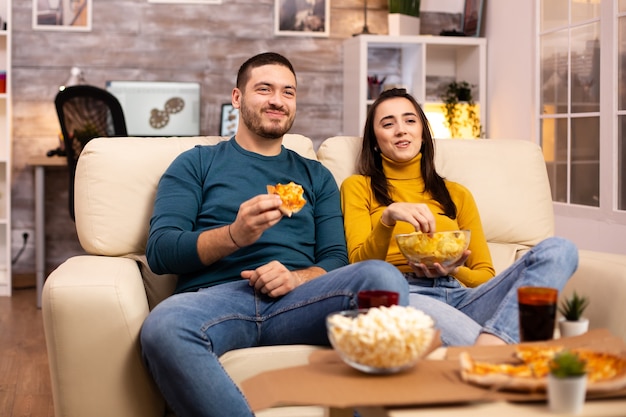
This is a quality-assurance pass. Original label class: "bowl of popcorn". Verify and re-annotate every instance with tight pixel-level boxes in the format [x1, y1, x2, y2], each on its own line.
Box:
[395, 230, 471, 267]
[326, 306, 436, 374]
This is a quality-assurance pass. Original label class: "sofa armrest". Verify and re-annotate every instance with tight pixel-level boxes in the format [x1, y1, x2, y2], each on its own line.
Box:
[563, 250, 626, 341]
[42, 256, 165, 417]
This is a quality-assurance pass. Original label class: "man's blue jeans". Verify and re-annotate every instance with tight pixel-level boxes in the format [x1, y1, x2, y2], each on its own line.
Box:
[407, 237, 579, 345]
[140, 260, 409, 417]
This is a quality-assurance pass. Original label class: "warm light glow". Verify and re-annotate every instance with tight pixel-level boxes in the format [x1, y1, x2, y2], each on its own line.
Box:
[424, 103, 451, 139]
[424, 102, 481, 139]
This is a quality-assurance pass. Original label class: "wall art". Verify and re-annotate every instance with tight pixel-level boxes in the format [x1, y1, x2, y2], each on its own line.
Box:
[148, 0, 222, 3]
[462, 0, 484, 37]
[220, 104, 239, 137]
[33, 0, 92, 31]
[275, 0, 330, 37]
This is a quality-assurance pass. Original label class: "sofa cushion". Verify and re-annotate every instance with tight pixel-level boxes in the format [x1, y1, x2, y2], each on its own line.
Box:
[433, 139, 554, 246]
[564, 250, 626, 338]
[487, 242, 531, 275]
[74, 134, 316, 256]
[316, 135, 362, 187]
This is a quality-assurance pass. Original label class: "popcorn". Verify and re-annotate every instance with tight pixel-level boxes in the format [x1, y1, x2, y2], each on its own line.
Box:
[327, 306, 435, 371]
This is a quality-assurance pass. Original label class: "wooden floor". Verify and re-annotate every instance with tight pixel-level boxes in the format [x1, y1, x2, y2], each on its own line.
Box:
[0, 287, 55, 417]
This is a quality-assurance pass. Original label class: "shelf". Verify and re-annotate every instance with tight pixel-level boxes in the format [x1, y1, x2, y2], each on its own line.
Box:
[343, 35, 487, 138]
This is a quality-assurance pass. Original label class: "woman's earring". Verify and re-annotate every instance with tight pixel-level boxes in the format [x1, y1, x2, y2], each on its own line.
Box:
[374, 146, 379, 152]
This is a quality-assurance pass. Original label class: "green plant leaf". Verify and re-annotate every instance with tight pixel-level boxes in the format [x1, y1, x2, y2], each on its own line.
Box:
[439, 81, 481, 138]
[549, 350, 587, 378]
[388, 0, 420, 17]
[558, 291, 590, 321]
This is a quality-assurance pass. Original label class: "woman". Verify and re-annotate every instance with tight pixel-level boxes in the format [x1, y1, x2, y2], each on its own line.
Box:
[340, 88, 578, 345]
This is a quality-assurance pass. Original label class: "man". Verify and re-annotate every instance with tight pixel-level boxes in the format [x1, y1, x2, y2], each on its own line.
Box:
[140, 52, 409, 417]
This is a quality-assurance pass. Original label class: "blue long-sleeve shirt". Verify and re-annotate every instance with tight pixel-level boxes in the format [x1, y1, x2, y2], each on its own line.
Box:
[146, 138, 348, 293]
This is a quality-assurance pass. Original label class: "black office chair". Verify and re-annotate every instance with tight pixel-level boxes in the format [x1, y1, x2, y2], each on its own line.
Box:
[55, 85, 128, 221]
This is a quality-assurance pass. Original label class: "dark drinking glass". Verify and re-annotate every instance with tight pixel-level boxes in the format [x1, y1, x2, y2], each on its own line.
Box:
[518, 286, 558, 342]
[357, 290, 399, 309]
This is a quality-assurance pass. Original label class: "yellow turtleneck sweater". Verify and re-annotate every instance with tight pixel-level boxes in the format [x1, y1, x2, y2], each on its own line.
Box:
[340, 153, 495, 288]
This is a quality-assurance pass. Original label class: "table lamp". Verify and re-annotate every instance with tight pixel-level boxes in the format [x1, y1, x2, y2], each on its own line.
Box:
[354, 0, 372, 36]
[59, 66, 85, 91]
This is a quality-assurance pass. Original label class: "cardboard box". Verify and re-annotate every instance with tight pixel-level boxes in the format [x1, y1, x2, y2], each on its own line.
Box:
[242, 329, 626, 412]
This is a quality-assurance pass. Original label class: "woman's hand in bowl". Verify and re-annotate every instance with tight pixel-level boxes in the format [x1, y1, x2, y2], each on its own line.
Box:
[409, 249, 471, 278]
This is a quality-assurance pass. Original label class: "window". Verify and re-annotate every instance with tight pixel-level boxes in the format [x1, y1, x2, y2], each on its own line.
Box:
[538, 0, 601, 207]
[619, 1, 626, 209]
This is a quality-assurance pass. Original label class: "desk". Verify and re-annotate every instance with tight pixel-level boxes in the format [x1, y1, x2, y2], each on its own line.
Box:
[28, 156, 67, 308]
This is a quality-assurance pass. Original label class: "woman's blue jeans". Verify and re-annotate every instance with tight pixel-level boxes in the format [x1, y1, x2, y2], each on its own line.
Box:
[407, 237, 579, 346]
[140, 260, 408, 417]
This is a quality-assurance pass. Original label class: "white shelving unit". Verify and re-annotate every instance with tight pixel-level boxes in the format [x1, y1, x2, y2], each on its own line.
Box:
[0, 0, 11, 296]
[343, 35, 487, 138]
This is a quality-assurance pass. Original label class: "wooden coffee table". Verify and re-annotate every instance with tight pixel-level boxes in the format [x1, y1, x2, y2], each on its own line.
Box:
[244, 329, 626, 416]
[353, 398, 626, 416]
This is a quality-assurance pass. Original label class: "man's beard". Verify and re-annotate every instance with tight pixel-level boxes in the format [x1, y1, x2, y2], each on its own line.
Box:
[240, 100, 295, 140]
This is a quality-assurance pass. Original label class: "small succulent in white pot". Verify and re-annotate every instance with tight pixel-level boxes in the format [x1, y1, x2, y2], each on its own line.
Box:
[387, 0, 421, 36]
[548, 350, 587, 415]
[558, 291, 590, 337]
[388, 0, 420, 17]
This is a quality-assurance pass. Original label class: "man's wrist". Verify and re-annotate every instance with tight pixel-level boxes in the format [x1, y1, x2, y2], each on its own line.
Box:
[228, 224, 241, 248]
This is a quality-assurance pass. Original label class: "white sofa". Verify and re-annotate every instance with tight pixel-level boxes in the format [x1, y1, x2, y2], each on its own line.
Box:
[42, 135, 626, 417]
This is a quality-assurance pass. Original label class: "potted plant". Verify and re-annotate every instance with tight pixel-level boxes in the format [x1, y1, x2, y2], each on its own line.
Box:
[558, 291, 590, 337]
[440, 81, 482, 138]
[547, 350, 587, 414]
[388, 0, 421, 36]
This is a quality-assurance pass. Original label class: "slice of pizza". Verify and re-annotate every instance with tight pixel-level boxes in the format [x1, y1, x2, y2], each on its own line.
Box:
[459, 351, 545, 391]
[515, 345, 564, 377]
[267, 182, 306, 217]
[573, 349, 626, 391]
[459, 346, 626, 393]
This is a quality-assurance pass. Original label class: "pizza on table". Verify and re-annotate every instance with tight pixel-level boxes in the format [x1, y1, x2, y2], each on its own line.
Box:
[459, 345, 626, 392]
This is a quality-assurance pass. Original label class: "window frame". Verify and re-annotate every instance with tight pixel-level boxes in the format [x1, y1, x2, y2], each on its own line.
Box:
[536, 0, 626, 225]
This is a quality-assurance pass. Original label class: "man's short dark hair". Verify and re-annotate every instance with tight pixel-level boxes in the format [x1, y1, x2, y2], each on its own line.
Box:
[236, 52, 297, 90]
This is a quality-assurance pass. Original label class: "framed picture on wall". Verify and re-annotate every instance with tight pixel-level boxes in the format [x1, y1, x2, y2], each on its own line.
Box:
[148, 0, 222, 3]
[33, 0, 92, 31]
[462, 0, 485, 37]
[275, 0, 330, 37]
[220, 104, 239, 137]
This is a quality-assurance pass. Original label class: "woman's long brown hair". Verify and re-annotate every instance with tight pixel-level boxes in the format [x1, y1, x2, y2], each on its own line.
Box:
[357, 88, 457, 219]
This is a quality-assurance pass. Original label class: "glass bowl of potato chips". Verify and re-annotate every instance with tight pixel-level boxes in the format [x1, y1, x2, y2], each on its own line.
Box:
[395, 230, 471, 267]
[326, 306, 436, 374]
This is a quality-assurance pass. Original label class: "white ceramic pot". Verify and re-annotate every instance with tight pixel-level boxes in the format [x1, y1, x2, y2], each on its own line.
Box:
[388, 13, 420, 36]
[548, 373, 587, 415]
[559, 317, 589, 338]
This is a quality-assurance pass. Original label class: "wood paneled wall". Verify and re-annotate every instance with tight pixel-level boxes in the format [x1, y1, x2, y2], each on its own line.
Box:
[9, 0, 459, 277]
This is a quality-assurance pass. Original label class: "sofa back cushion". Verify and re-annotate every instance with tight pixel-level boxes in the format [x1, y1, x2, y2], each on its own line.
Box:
[433, 138, 555, 247]
[316, 136, 362, 187]
[317, 136, 555, 249]
[74, 134, 317, 256]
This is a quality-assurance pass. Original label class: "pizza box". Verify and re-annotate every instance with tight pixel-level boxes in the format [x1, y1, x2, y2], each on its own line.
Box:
[241, 329, 626, 412]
